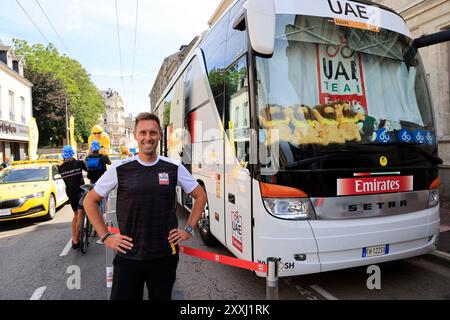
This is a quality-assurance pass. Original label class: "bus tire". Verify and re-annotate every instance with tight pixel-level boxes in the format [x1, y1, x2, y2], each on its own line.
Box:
[198, 188, 218, 247]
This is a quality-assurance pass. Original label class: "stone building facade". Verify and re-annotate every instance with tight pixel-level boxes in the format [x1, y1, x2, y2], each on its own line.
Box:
[149, 36, 199, 111]
[100, 89, 126, 150]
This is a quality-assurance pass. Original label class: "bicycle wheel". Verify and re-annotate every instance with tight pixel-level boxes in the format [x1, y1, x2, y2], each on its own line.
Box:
[80, 216, 89, 254]
[78, 216, 85, 253]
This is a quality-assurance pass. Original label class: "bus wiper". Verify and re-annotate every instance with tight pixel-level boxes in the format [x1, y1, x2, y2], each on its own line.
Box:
[360, 143, 443, 165]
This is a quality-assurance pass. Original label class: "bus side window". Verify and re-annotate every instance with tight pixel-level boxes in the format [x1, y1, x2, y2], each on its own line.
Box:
[201, 11, 230, 122]
[224, 56, 250, 168]
[225, 3, 247, 67]
[161, 90, 174, 157]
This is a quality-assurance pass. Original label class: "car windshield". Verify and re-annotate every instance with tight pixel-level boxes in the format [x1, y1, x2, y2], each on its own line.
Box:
[256, 14, 436, 169]
[0, 167, 49, 184]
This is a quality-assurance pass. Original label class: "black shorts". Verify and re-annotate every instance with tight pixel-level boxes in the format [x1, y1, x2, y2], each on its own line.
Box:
[111, 254, 179, 300]
[68, 193, 83, 212]
[77, 192, 88, 211]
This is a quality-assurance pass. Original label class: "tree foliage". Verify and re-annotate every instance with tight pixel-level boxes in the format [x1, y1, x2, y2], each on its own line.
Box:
[24, 69, 66, 146]
[13, 39, 105, 144]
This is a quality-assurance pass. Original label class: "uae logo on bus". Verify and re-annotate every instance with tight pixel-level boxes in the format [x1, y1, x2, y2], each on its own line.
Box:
[337, 176, 413, 196]
[231, 211, 243, 253]
[316, 37, 368, 113]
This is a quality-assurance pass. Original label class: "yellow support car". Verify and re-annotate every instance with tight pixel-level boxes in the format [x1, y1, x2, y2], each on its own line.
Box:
[0, 160, 69, 222]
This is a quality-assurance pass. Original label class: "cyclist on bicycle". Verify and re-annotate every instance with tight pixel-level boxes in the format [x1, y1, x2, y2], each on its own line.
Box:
[77, 184, 96, 253]
[58, 146, 87, 249]
[85, 140, 111, 184]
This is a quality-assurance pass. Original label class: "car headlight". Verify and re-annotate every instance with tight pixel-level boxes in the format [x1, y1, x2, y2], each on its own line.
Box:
[20, 192, 46, 203]
[263, 198, 316, 220]
[428, 189, 439, 208]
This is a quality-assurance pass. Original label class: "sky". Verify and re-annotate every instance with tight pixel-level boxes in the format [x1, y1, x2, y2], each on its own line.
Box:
[0, 0, 223, 117]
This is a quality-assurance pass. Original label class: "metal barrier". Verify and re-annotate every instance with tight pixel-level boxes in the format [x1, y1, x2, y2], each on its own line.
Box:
[104, 192, 116, 299]
[266, 258, 280, 300]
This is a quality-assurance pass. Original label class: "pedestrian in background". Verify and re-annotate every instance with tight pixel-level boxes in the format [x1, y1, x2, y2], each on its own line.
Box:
[0, 156, 11, 170]
[58, 146, 87, 249]
[84, 112, 206, 300]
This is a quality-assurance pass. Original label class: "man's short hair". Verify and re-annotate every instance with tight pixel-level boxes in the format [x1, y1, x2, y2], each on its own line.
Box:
[134, 113, 161, 132]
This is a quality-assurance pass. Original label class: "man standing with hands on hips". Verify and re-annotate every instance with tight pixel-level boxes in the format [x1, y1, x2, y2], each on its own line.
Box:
[84, 112, 206, 300]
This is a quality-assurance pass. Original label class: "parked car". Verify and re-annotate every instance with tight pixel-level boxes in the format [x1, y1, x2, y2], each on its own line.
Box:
[0, 160, 68, 221]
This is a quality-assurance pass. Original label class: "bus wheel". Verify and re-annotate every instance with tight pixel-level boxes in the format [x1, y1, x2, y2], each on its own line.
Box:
[198, 191, 218, 247]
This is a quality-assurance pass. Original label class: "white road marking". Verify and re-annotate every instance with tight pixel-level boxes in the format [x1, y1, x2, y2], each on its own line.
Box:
[60, 238, 72, 257]
[295, 285, 319, 300]
[310, 285, 339, 300]
[30, 286, 47, 300]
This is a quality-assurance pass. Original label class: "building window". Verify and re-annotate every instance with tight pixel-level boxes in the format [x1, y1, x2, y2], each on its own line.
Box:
[21, 97, 26, 124]
[9, 91, 15, 122]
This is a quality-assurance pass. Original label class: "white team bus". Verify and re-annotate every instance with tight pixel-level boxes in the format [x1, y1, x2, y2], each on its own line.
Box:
[154, 0, 447, 277]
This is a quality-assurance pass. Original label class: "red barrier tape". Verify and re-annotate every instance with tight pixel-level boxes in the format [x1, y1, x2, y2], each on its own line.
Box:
[107, 227, 267, 273]
[179, 245, 267, 273]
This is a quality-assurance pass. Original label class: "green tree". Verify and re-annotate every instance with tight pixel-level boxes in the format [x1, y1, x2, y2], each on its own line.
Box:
[13, 39, 105, 143]
[24, 69, 66, 146]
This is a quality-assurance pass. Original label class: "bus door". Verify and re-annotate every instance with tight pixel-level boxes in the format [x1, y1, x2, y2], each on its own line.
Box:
[224, 56, 253, 260]
[182, 111, 194, 209]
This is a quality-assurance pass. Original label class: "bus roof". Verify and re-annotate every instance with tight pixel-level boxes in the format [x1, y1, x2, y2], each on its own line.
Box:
[208, 0, 407, 29]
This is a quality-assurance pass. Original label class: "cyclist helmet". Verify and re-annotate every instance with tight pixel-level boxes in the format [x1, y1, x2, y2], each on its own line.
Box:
[92, 125, 103, 135]
[91, 140, 101, 152]
[62, 145, 75, 159]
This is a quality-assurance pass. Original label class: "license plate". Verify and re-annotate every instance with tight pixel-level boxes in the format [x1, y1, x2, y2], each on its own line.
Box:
[0, 209, 12, 217]
[362, 244, 389, 258]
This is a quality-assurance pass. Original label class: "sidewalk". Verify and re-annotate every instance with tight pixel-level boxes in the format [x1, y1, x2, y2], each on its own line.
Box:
[437, 205, 450, 254]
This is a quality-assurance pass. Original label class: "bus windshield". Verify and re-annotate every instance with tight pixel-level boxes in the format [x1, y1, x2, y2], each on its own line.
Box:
[256, 14, 436, 170]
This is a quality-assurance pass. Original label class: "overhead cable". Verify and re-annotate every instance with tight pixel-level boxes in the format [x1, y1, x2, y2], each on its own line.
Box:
[35, 0, 72, 56]
[15, 0, 50, 45]
[114, 0, 126, 96]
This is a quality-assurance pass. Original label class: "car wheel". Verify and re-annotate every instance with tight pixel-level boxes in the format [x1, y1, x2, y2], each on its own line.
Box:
[43, 194, 56, 221]
[198, 188, 218, 247]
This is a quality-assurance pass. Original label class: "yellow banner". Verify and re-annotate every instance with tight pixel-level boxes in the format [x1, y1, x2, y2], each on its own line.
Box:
[28, 118, 39, 161]
[69, 116, 77, 153]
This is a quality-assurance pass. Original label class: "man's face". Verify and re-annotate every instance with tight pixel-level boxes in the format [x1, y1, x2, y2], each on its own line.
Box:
[93, 131, 102, 139]
[134, 120, 161, 156]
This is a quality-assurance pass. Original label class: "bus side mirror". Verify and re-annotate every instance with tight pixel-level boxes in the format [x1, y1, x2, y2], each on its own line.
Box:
[414, 29, 450, 48]
[243, 0, 276, 56]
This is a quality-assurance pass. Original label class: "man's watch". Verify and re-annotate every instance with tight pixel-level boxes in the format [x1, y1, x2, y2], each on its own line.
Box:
[184, 225, 195, 236]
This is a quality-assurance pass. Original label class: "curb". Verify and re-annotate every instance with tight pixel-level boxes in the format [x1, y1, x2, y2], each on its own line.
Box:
[428, 250, 450, 262]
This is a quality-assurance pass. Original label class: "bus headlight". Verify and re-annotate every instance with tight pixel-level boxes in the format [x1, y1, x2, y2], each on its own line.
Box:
[263, 198, 316, 220]
[428, 189, 439, 208]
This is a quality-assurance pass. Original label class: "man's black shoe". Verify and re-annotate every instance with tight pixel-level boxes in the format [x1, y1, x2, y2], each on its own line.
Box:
[72, 242, 80, 250]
